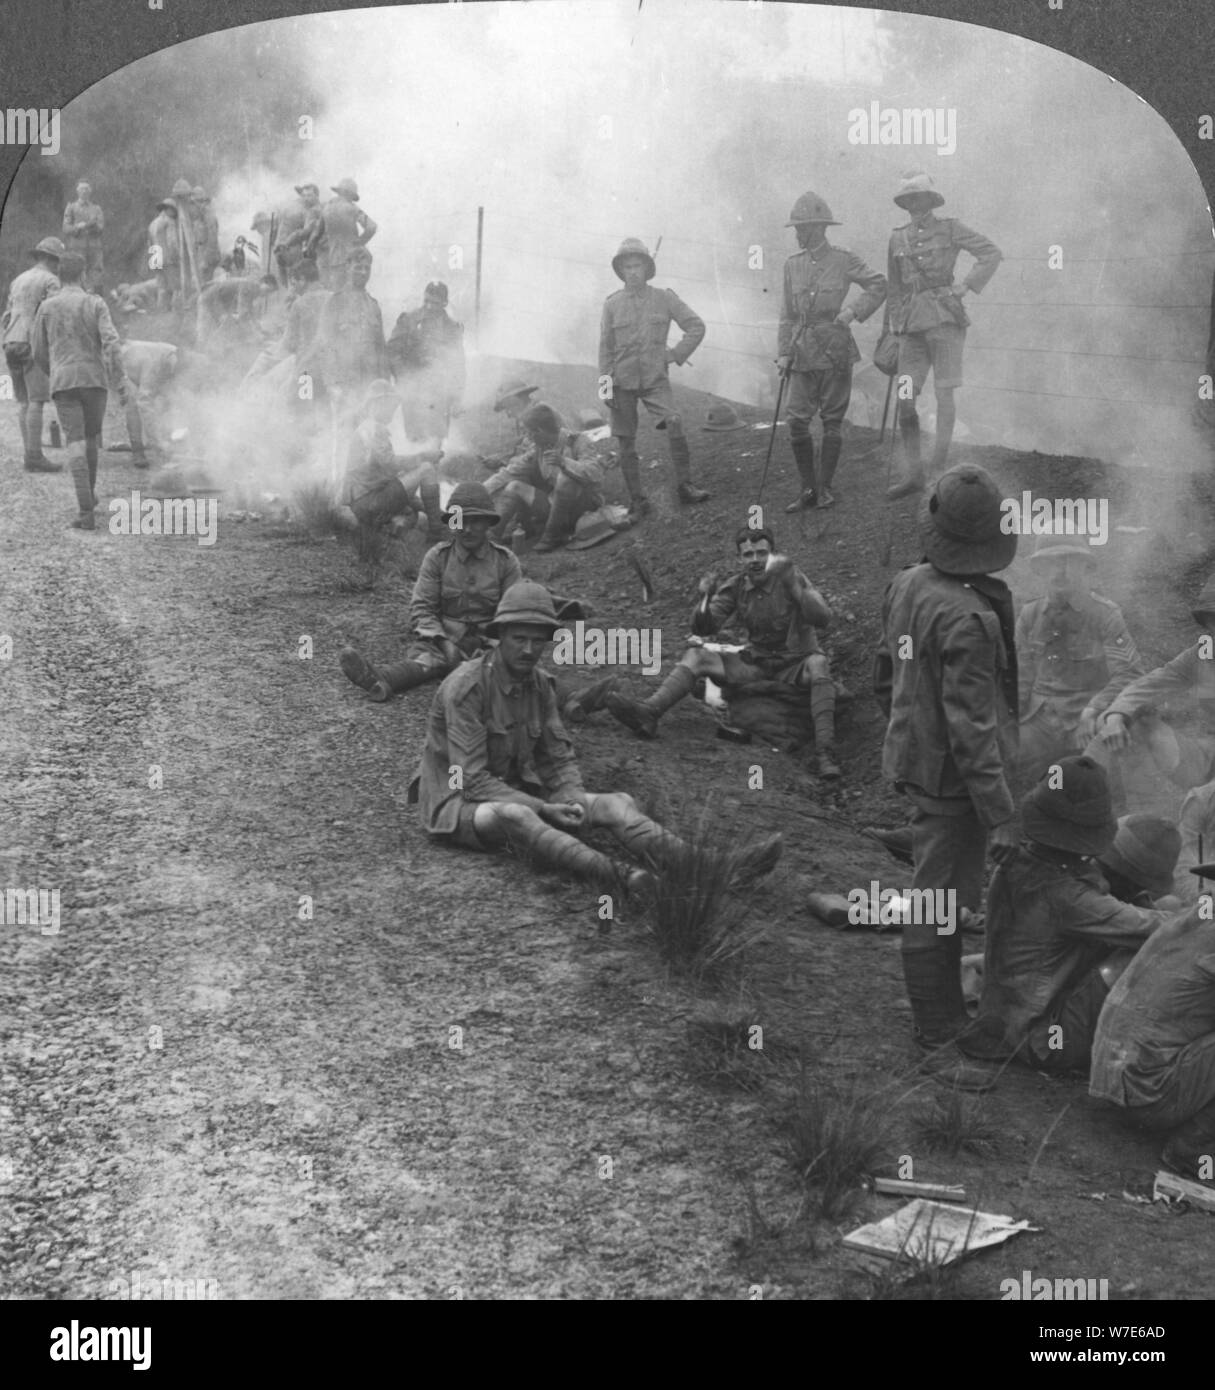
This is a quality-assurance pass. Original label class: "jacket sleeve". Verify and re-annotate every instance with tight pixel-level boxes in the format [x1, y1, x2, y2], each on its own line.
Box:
[844, 251, 887, 322]
[952, 220, 1003, 294]
[31, 303, 49, 377]
[356, 211, 378, 246]
[410, 547, 448, 638]
[1061, 879, 1170, 948]
[778, 259, 795, 358]
[533, 680, 587, 801]
[665, 289, 705, 363]
[1014, 605, 1034, 716]
[790, 569, 832, 628]
[886, 233, 908, 331]
[873, 583, 895, 720]
[705, 579, 739, 635]
[1088, 605, 1148, 714]
[598, 301, 614, 379]
[1104, 645, 1200, 722]
[940, 610, 1016, 828]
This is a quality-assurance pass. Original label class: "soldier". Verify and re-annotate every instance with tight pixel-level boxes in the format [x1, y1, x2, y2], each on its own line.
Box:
[387, 281, 466, 443]
[31, 251, 131, 531]
[119, 339, 181, 468]
[146, 198, 183, 312]
[1091, 572, 1215, 795]
[1090, 880, 1215, 1187]
[313, 245, 389, 420]
[885, 172, 1003, 499]
[957, 760, 1174, 1075]
[777, 190, 886, 512]
[189, 187, 221, 284]
[493, 377, 538, 444]
[339, 378, 444, 540]
[270, 182, 322, 286]
[195, 274, 278, 354]
[606, 523, 841, 778]
[486, 403, 604, 554]
[874, 464, 1019, 1089]
[308, 177, 377, 290]
[2, 235, 63, 472]
[339, 482, 522, 703]
[599, 237, 708, 519]
[242, 257, 331, 440]
[409, 580, 783, 892]
[61, 181, 104, 292]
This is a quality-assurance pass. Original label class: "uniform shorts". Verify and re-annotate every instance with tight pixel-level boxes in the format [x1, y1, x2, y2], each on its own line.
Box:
[897, 324, 966, 394]
[607, 379, 680, 439]
[719, 648, 826, 687]
[786, 366, 852, 431]
[350, 476, 413, 526]
[52, 387, 108, 443]
[4, 348, 50, 405]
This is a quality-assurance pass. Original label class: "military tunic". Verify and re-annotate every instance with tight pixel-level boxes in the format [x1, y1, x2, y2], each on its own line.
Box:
[314, 288, 387, 394]
[2, 264, 59, 403]
[703, 568, 825, 680]
[62, 197, 105, 286]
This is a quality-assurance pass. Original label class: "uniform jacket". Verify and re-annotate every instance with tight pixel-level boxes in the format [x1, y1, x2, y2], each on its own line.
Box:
[778, 242, 886, 373]
[599, 284, 705, 392]
[312, 196, 376, 274]
[387, 305, 465, 380]
[1016, 591, 1145, 724]
[32, 283, 124, 392]
[700, 568, 827, 662]
[263, 284, 330, 376]
[2, 265, 60, 347]
[120, 340, 177, 396]
[875, 562, 1019, 827]
[193, 206, 220, 266]
[1090, 904, 1215, 1109]
[414, 648, 585, 835]
[974, 844, 1168, 1063]
[62, 197, 104, 244]
[1103, 640, 1215, 731]
[410, 536, 523, 645]
[272, 197, 321, 263]
[483, 429, 599, 496]
[887, 212, 1002, 335]
[314, 288, 387, 391]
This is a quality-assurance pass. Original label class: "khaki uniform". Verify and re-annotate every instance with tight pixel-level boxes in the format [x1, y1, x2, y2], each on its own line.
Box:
[406, 537, 523, 673]
[314, 288, 387, 396]
[1100, 641, 1215, 792]
[312, 197, 376, 288]
[2, 264, 59, 403]
[62, 197, 105, 288]
[704, 568, 826, 683]
[387, 306, 466, 439]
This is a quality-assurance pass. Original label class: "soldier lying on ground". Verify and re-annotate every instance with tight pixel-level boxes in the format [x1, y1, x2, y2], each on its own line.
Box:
[409, 580, 783, 892]
[606, 523, 842, 779]
[957, 758, 1176, 1075]
[486, 403, 605, 553]
[1090, 868, 1215, 1187]
[338, 378, 444, 541]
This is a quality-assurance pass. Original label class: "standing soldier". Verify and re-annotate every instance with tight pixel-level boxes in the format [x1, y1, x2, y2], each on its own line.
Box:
[62, 181, 104, 292]
[777, 191, 886, 512]
[31, 252, 131, 531]
[2, 235, 63, 472]
[313, 245, 389, 423]
[189, 187, 221, 284]
[308, 177, 377, 290]
[147, 198, 183, 311]
[387, 281, 466, 443]
[874, 464, 1019, 1088]
[599, 237, 709, 520]
[885, 172, 1002, 499]
[270, 182, 322, 286]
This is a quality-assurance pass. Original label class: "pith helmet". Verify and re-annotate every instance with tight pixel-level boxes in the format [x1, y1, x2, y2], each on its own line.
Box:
[1022, 755, 1118, 858]
[31, 236, 65, 259]
[493, 378, 538, 411]
[1029, 535, 1097, 565]
[704, 403, 747, 432]
[171, 178, 193, 197]
[786, 191, 840, 226]
[424, 281, 449, 304]
[443, 481, 500, 523]
[486, 581, 561, 638]
[1097, 815, 1181, 899]
[919, 465, 1017, 575]
[611, 237, 656, 281]
[331, 177, 360, 200]
[894, 170, 945, 210]
[294, 182, 319, 196]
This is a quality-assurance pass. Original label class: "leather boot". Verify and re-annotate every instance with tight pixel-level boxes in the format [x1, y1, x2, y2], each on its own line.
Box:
[784, 435, 818, 512]
[669, 433, 709, 503]
[66, 442, 96, 526]
[562, 674, 620, 724]
[1161, 1098, 1215, 1184]
[379, 658, 443, 697]
[886, 414, 925, 500]
[419, 480, 445, 543]
[606, 663, 697, 739]
[817, 435, 842, 509]
[491, 492, 523, 545]
[24, 402, 59, 471]
[810, 676, 839, 778]
[533, 489, 579, 553]
[618, 444, 651, 523]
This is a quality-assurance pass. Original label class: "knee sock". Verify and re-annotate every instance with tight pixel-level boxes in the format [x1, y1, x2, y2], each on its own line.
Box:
[809, 676, 836, 748]
[641, 662, 697, 715]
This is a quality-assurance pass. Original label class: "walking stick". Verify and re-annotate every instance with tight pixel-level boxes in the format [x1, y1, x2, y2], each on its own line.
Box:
[848, 370, 895, 465]
[755, 366, 788, 507]
[878, 402, 901, 567]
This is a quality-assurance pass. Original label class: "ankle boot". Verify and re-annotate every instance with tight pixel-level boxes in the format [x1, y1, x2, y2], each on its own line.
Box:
[1161, 1099, 1215, 1183]
[491, 493, 523, 545]
[66, 443, 96, 518]
[810, 677, 838, 777]
[606, 663, 697, 738]
[419, 480, 445, 542]
[668, 434, 709, 502]
[887, 415, 925, 500]
[817, 436, 842, 508]
[617, 445, 650, 521]
[785, 436, 818, 512]
[379, 658, 443, 696]
[534, 490, 579, 552]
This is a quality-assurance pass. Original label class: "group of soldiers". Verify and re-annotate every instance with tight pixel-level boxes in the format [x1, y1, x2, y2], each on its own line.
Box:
[8, 166, 1215, 1194]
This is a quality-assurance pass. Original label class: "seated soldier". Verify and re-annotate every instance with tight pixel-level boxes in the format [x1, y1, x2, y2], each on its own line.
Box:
[486, 403, 604, 553]
[340, 378, 443, 540]
[1016, 537, 1145, 788]
[1090, 873, 1215, 1186]
[1091, 571, 1215, 798]
[957, 757, 1174, 1075]
[409, 580, 783, 891]
[606, 524, 841, 778]
[478, 376, 540, 478]
[340, 481, 520, 702]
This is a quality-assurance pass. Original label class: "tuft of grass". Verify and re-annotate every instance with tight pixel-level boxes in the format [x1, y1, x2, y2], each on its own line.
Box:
[291, 481, 346, 537]
[913, 1087, 999, 1159]
[781, 1063, 893, 1221]
[638, 817, 772, 982]
[685, 1003, 786, 1093]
